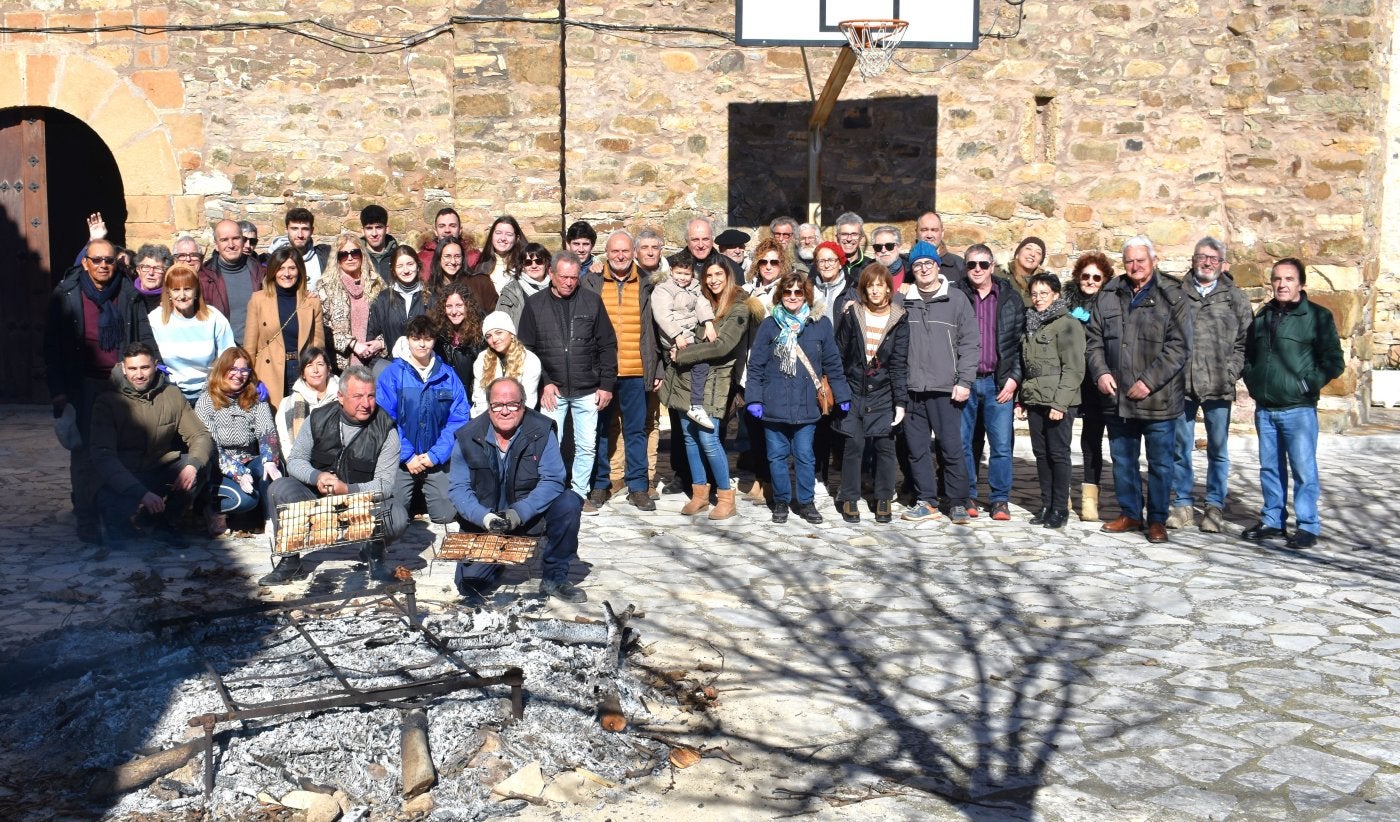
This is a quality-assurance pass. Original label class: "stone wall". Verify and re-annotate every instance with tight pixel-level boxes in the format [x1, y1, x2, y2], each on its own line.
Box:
[1, 0, 1394, 423]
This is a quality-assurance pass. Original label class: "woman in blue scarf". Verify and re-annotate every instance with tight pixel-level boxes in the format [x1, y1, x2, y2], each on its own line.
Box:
[744, 273, 852, 524]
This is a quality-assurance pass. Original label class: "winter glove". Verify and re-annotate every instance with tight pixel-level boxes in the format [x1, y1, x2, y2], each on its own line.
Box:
[746, 403, 764, 420]
[893, 407, 905, 427]
[483, 512, 507, 533]
[501, 508, 523, 531]
[838, 401, 850, 413]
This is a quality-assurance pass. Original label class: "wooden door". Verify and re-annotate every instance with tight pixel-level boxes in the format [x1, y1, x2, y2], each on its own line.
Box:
[0, 114, 51, 402]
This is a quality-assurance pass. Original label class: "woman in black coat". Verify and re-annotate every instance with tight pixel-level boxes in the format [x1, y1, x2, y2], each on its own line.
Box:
[831, 263, 908, 524]
[367, 246, 433, 365]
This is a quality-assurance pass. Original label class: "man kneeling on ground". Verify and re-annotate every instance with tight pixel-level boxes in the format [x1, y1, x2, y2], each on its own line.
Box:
[449, 376, 586, 604]
[262, 364, 408, 585]
[90, 342, 214, 547]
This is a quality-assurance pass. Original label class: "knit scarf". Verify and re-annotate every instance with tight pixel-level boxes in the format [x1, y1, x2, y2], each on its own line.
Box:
[342, 272, 370, 344]
[1025, 298, 1068, 335]
[393, 278, 421, 314]
[79, 270, 124, 351]
[770, 303, 810, 376]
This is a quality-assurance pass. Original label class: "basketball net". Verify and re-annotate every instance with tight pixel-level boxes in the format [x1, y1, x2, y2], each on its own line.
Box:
[839, 19, 910, 79]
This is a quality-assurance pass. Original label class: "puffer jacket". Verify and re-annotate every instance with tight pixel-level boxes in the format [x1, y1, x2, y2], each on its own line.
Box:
[583, 266, 662, 385]
[516, 286, 618, 398]
[951, 274, 1025, 390]
[660, 297, 762, 418]
[366, 284, 431, 358]
[89, 367, 213, 496]
[903, 279, 979, 393]
[496, 275, 550, 328]
[1085, 275, 1188, 420]
[1182, 277, 1253, 401]
[1243, 294, 1345, 410]
[831, 301, 908, 438]
[745, 306, 853, 425]
[1019, 304, 1086, 412]
[375, 355, 471, 466]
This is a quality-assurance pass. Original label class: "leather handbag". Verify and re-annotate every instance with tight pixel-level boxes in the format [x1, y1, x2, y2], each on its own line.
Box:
[794, 346, 834, 416]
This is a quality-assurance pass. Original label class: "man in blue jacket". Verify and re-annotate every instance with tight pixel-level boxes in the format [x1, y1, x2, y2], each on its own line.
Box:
[376, 315, 471, 539]
[449, 376, 586, 604]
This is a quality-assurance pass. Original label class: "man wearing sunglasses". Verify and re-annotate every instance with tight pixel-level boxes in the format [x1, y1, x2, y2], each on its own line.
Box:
[951, 243, 1025, 521]
[266, 207, 331, 290]
[198, 219, 264, 344]
[1086, 236, 1189, 545]
[45, 239, 159, 544]
[869, 225, 907, 287]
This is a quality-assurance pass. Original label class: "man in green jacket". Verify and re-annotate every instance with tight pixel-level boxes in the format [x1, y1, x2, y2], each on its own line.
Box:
[1240, 258, 1345, 549]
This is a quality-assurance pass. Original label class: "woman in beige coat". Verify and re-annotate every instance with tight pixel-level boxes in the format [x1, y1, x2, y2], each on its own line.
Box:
[244, 246, 324, 406]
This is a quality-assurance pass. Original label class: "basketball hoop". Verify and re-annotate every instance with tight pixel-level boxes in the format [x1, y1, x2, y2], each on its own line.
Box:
[839, 19, 910, 79]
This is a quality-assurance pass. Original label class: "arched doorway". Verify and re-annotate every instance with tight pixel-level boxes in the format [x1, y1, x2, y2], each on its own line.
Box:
[0, 106, 126, 402]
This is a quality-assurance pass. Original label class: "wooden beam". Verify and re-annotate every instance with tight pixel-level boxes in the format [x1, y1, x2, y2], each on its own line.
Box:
[807, 47, 857, 131]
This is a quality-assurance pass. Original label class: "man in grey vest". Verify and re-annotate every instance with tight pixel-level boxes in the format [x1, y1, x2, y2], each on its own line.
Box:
[262, 365, 407, 584]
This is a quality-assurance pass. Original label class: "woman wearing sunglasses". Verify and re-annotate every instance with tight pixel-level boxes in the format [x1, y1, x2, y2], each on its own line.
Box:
[1066, 251, 1115, 521]
[495, 242, 553, 328]
[742, 237, 792, 309]
[745, 273, 852, 524]
[316, 233, 386, 371]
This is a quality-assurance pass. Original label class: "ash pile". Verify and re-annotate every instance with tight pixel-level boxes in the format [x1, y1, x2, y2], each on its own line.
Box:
[0, 584, 724, 821]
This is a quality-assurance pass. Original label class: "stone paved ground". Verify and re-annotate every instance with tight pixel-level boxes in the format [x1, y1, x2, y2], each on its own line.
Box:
[2, 404, 1399, 820]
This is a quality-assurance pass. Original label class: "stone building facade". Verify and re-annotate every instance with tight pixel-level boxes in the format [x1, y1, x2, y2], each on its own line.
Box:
[1, 0, 1395, 423]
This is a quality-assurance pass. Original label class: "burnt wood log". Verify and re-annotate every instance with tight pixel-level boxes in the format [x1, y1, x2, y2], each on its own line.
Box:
[400, 708, 436, 798]
[88, 737, 210, 796]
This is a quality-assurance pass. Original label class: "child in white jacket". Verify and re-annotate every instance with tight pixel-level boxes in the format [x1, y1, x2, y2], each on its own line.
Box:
[651, 260, 718, 429]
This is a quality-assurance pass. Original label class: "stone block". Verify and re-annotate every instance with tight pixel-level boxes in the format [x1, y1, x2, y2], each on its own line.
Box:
[1065, 205, 1094, 223]
[1088, 178, 1140, 200]
[125, 195, 172, 224]
[985, 199, 1017, 220]
[1124, 60, 1166, 78]
[91, 83, 154, 148]
[173, 195, 203, 230]
[1071, 141, 1118, 162]
[96, 10, 134, 41]
[1303, 182, 1331, 201]
[121, 131, 180, 195]
[4, 11, 45, 45]
[0, 53, 23, 108]
[660, 51, 699, 72]
[132, 70, 184, 109]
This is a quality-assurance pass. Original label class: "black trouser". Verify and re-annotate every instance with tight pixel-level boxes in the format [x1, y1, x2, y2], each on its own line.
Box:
[837, 430, 896, 504]
[1029, 405, 1078, 513]
[904, 391, 968, 505]
[95, 458, 206, 532]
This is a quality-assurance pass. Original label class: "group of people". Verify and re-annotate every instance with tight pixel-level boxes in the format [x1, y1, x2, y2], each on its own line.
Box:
[46, 204, 1344, 606]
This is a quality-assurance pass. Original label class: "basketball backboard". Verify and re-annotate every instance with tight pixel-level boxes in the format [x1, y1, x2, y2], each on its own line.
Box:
[735, 0, 979, 51]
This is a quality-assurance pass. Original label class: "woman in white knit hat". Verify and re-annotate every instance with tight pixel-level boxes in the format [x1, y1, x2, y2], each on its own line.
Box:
[470, 311, 541, 417]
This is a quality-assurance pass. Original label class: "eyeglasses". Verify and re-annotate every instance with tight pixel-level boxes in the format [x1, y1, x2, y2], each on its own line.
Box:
[226, 367, 251, 377]
[136, 264, 165, 275]
[836, 232, 861, 240]
[489, 401, 523, 413]
[758, 258, 781, 267]
[338, 249, 363, 260]
[89, 256, 116, 266]
[781, 288, 805, 296]
[523, 256, 546, 266]
[1079, 273, 1104, 282]
[175, 252, 200, 260]
[872, 242, 898, 252]
[911, 260, 936, 270]
[1193, 254, 1221, 264]
[967, 260, 993, 270]
[816, 258, 840, 267]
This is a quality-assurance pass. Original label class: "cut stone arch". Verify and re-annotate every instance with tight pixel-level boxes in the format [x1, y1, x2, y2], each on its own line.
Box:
[0, 49, 190, 242]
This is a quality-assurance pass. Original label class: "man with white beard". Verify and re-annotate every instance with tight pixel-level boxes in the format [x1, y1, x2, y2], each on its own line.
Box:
[794, 222, 820, 275]
[1166, 237, 1253, 534]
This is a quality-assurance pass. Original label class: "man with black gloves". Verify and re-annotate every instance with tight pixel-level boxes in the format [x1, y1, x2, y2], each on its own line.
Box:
[449, 377, 586, 604]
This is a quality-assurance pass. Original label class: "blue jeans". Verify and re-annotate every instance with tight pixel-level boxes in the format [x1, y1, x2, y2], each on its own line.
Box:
[454, 488, 582, 591]
[683, 414, 731, 491]
[961, 375, 1014, 502]
[1172, 399, 1232, 509]
[1255, 406, 1321, 535]
[592, 376, 649, 493]
[542, 392, 598, 498]
[216, 457, 272, 516]
[1106, 416, 1176, 523]
[764, 422, 816, 505]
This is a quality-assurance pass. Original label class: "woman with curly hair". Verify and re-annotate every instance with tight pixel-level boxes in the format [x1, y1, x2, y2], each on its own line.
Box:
[742, 236, 793, 310]
[195, 346, 281, 535]
[316, 232, 386, 372]
[472, 216, 528, 294]
[431, 279, 487, 392]
[470, 311, 542, 416]
[1065, 250, 1114, 521]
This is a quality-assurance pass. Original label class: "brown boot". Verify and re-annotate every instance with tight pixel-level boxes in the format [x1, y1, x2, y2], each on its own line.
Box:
[746, 479, 767, 505]
[1080, 483, 1099, 522]
[681, 484, 711, 515]
[708, 488, 737, 520]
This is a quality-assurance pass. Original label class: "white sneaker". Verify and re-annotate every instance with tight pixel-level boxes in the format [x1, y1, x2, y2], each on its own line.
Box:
[687, 406, 714, 430]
